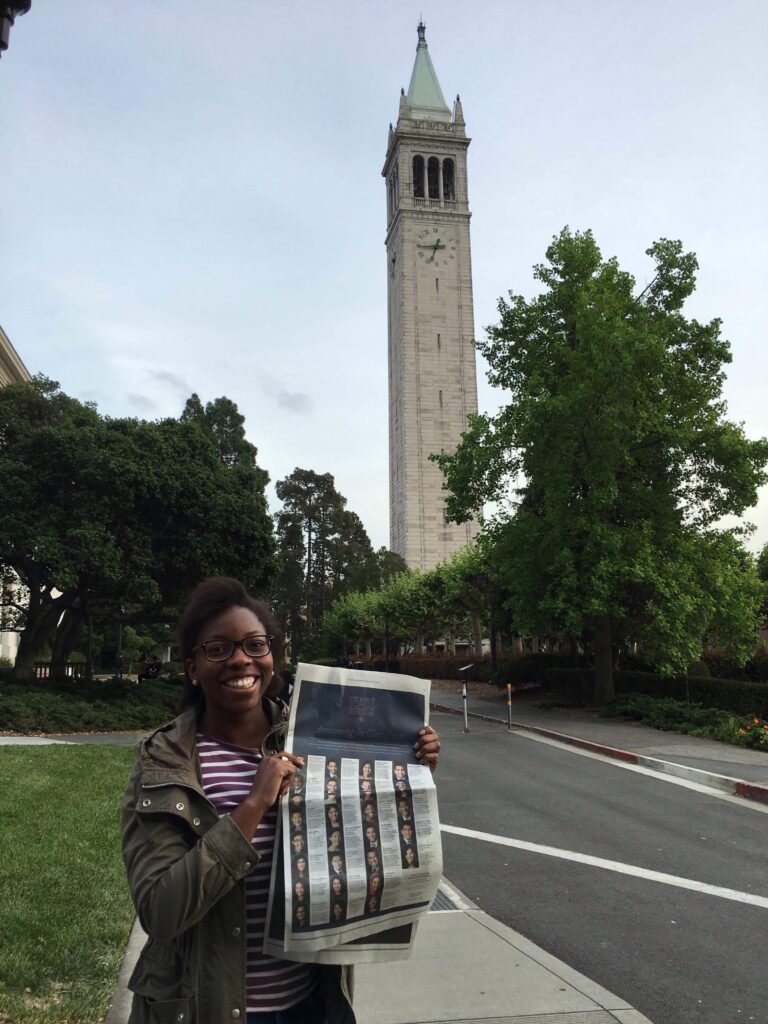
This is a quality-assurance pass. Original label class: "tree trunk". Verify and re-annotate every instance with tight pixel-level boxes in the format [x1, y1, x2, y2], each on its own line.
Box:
[593, 613, 615, 704]
[470, 611, 483, 656]
[445, 630, 455, 656]
[415, 633, 424, 656]
[490, 621, 498, 681]
[365, 639, 372, 658]
[50, 605, 84, 679]
[13, 593, 67, 681]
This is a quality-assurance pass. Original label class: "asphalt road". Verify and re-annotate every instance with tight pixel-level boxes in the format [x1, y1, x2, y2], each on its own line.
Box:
[432, 710, 768, 1024]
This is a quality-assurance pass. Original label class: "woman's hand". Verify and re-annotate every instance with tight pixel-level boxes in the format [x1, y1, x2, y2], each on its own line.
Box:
[233, 751, 304, 841]
[250, 751, 304, 807]
[414, 725, 440, 773]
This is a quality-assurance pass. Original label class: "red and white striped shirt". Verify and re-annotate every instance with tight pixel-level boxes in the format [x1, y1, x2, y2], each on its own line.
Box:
[197, 734, 316, 1012]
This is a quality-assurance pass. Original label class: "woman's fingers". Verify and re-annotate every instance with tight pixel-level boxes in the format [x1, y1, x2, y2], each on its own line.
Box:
[414, 726, 440, 772]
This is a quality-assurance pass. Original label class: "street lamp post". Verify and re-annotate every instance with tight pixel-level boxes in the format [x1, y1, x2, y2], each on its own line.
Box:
[0, 2, 31, 59]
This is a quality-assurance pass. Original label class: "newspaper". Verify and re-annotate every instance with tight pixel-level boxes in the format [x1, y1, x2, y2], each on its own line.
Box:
[263, 663, 442, 963]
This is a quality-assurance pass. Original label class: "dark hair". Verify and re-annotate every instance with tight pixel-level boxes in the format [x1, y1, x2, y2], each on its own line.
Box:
[177, 577, 284, 711]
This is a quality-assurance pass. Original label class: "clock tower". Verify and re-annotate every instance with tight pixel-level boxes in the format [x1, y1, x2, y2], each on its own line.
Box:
[383, 23, 479, 571]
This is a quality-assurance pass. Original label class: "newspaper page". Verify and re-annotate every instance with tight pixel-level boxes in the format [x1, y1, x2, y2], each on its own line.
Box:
[263, 663, 442, 963]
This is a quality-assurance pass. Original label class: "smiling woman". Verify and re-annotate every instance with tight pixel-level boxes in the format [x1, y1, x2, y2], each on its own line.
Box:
[121, 577, 442, 1024]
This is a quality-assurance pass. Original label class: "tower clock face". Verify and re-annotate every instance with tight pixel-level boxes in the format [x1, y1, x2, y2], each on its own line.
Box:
[416, 228, 456, 267]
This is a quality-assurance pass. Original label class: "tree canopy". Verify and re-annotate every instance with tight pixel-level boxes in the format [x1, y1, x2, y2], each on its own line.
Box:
[272, 468, 378, 657]
[434, 229, 768, 699]
[0, 378, 275, 679]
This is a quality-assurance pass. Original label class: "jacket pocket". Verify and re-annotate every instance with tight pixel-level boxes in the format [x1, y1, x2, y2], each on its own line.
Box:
[129, 939, 186, 1001]
[130, 996, 192, 1024]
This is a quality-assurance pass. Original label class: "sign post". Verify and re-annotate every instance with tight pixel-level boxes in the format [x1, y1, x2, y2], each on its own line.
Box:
[458, 664, 474, 734]
[507, 683, 513, 731]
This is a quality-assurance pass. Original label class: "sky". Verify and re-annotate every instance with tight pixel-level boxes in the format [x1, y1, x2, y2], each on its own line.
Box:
[2, 0, 767, 552]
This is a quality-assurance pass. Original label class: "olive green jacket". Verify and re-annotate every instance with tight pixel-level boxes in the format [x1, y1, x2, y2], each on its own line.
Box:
[121, 701, 355, 1024]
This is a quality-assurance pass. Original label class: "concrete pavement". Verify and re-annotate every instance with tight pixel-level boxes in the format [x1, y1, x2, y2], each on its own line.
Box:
[105, 879, 653, 1024]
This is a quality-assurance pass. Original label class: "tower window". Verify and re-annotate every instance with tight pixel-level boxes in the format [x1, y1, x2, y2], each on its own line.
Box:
[412, 156, 425, 198]
[435, 277, 439, 293]
[437, 333, 441, 351]
[443, 159, 455, 201]
[427, 156, 440, 199]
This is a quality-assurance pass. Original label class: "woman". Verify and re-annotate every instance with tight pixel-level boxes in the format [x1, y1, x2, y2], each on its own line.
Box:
[122, 577, 440, 1024]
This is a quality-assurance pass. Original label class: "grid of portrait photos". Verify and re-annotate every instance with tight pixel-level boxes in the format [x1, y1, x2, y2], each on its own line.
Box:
[287, 770, 310, 931]
[287, 756, 421, 930]
[393, 761, 419, 870]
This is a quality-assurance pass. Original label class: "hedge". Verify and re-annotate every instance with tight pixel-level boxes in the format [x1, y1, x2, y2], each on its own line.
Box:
[544, 667, 768, 718]
[0, 676, 181, 733]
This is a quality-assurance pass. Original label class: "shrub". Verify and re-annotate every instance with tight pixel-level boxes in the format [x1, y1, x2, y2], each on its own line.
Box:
[0, 676, 180, 733]
[603, 694, 768, 749]
[544, 667, 768, 717]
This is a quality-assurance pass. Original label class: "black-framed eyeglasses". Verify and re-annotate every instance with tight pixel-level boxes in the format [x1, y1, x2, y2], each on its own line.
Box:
[194, 635, 273, 662]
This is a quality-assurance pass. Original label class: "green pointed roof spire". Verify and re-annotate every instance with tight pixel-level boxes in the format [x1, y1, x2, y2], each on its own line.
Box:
[405, 22, 452, 123]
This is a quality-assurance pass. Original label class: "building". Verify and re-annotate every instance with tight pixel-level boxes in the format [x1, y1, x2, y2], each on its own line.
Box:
[383, 23, 479, 572]
[0, 325, 31, 664]
[0, 324, 31, 387]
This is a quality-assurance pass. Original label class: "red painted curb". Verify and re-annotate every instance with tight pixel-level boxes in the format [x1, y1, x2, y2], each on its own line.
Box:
[735, 781, 768, 805]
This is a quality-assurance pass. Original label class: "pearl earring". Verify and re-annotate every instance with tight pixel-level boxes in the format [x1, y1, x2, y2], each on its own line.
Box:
[192, 678, 199, 687]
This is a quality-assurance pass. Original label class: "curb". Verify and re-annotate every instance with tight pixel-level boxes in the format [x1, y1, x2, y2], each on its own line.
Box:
[430, 701, 768, 806]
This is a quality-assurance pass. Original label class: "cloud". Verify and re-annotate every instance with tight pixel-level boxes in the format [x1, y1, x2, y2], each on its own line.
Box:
[275, 388, 313, 413]
[127, 393, 160, 413]
[147, 369, 191, 399]
[260, 371, 313, 414]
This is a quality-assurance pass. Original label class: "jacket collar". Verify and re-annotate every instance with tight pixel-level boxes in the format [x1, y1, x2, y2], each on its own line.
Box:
[139, 698, 289, 791]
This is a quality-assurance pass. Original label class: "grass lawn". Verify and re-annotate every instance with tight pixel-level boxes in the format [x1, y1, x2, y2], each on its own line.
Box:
[0, 744, 137, 1023]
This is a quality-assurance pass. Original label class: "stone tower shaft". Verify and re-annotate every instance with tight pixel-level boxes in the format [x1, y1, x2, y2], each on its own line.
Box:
[383, 24, 479, 572]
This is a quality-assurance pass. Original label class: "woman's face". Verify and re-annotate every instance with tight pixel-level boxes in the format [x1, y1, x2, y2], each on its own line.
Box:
[185, 606, 274, 724]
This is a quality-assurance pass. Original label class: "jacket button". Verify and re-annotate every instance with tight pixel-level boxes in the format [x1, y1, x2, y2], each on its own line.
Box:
[231, 1010, 241, 1019]
[176, 1015, 184, 1022]
[193, 817, 201, 826]
[175, 802, 185, 811]
[141, 799, 151, 807]
[243, 861, 252, 872]
[232, 926, 241, 937]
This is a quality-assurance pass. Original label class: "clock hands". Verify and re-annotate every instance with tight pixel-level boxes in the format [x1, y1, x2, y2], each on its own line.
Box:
[417, 238, 447, 263]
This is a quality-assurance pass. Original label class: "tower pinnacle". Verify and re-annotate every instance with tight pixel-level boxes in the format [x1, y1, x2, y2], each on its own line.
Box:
[405, 22, 451, 123]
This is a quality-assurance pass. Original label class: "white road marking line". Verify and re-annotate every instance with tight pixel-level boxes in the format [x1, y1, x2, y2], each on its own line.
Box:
[506, 729, 768, 814]
[441, 823, 768, 909]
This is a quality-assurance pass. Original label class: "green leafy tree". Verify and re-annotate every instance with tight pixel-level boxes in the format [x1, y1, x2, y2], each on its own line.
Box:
[0, 379, 275, 679]
[273, 470, 374, 657]
[435, 229, 768, 701]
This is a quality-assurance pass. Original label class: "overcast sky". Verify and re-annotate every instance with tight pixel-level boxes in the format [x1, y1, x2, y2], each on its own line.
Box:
[2, 0, 766, 552]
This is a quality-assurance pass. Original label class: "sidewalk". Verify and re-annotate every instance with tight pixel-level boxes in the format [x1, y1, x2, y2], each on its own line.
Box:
[106, 879, 653, 1024]
[430, 684, 768, 802]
